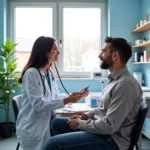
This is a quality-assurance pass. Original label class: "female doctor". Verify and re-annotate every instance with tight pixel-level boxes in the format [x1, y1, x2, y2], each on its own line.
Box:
[16, 36, 88, 150]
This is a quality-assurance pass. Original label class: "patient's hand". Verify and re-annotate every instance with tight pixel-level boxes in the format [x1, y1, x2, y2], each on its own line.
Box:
[67, 118, 81, 130]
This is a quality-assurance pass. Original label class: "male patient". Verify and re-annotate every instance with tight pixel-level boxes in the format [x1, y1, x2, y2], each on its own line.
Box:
[42, 37, 143, 150]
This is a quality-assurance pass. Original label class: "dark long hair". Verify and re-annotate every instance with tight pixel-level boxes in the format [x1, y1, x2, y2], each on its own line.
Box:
[18, 36, 55, 83]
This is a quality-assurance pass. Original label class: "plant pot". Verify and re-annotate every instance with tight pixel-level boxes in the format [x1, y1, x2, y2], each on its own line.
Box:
[0, 122, 14, 138]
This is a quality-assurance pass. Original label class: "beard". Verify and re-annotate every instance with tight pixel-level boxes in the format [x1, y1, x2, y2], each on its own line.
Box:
[100, 55, 113, 69]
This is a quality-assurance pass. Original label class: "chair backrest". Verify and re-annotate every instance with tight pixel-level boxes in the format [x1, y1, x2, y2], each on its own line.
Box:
[12, 95, 22, 121]
[128, 102, 148, 150]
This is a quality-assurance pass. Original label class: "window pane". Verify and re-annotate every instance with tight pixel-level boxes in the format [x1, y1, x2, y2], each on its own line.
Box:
[15, 8, 53, 71]
[63, 8, 101, 72]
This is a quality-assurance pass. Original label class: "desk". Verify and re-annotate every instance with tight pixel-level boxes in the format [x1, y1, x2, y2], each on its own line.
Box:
[56, 103, 97, 117]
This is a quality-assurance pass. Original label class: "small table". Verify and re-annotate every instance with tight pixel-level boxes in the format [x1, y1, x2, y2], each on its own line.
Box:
[56, 103, 97, 117]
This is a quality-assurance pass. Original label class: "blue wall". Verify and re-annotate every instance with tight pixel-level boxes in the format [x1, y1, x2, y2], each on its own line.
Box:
[0, 0, 7, 122]
[141, 0, 150, 86]
[0, 0, 147, 123]
[0, 0, 6, 44]
[57, 79, 102, 93]
[0, 0, 7, 67]
[108, 0, 142, 74]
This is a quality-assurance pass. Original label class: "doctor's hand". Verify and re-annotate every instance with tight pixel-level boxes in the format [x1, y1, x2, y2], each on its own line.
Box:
[64, 92, 82, 104]
[80, 88, 89, 98]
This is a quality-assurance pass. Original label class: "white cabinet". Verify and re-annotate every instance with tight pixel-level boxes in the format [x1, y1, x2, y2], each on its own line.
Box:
[143, 92, 150, 99]
[142, 86, 150, 100]
[142, 87, 150, 140]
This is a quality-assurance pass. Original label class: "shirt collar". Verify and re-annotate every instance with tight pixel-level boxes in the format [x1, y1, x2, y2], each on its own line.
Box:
[108, 66, 128, 80]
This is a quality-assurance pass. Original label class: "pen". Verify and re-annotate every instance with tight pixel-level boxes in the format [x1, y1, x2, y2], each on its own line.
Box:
[82, 85, 90, 93]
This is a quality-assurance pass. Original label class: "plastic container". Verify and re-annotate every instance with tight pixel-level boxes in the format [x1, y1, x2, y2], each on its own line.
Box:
[134, 52, 137, 62]
[133, 72, 142, 86]
[85, 95, 101, 107]
[140, 55, 144, 62]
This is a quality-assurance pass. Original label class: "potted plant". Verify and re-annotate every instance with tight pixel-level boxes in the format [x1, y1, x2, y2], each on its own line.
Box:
[143, 37, 147, 43]
[0, 39, 20, 138]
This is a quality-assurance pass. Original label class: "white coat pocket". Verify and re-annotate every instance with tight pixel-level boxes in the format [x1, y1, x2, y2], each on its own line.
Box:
[18, 119, 46, 140]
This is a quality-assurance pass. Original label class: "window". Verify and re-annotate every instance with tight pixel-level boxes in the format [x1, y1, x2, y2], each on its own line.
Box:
[10, 2, 106, 78]
[10, 2, 56, 71]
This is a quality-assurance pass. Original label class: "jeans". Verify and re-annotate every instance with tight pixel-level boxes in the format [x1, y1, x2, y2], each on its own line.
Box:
[42, 117, 119, 150]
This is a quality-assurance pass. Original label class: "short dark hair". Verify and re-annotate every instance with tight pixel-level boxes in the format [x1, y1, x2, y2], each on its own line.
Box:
[18, 36, 55, 83]
[105, 37, 132, 64]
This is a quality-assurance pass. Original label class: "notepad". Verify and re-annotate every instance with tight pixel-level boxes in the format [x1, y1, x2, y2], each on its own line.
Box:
[62, 103, 94, 112]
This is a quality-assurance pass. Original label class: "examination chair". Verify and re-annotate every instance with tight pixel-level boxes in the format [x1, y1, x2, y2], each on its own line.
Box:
[128, 102, 148, 150]
[12, 95, 22, 150]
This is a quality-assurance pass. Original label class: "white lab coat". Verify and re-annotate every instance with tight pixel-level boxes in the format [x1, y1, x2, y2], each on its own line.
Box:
[16, 68, 66, 150]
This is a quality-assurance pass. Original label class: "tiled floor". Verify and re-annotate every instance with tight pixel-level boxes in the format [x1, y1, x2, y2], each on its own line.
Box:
[0, 133, 22, 150]
[0, 132, 150, 150]
[142, 135, 150, 150]
[0, 132, 23, 150]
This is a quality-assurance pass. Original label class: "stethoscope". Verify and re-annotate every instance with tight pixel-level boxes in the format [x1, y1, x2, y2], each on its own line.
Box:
[38, 69, 55, 96]
[37, 63, 70, 96]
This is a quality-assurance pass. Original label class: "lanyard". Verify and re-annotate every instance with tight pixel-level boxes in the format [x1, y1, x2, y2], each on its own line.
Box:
[38, 69, 54, 96]
[38, 69, 46, 95]
[46, 72, 51, 92]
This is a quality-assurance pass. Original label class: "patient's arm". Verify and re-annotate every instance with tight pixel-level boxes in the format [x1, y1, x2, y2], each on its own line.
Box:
[83, 107, 100, 120]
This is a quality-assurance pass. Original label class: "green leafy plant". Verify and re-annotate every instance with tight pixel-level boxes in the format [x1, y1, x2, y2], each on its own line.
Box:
[0, 39, 20, 124]
[143, 37, 147, 41]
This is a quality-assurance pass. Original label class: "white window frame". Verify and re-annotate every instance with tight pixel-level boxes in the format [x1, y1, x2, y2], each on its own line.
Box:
[58, 3, 106, 78]
[10, 2, 57, 49]
[9, 2, 106, 79]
